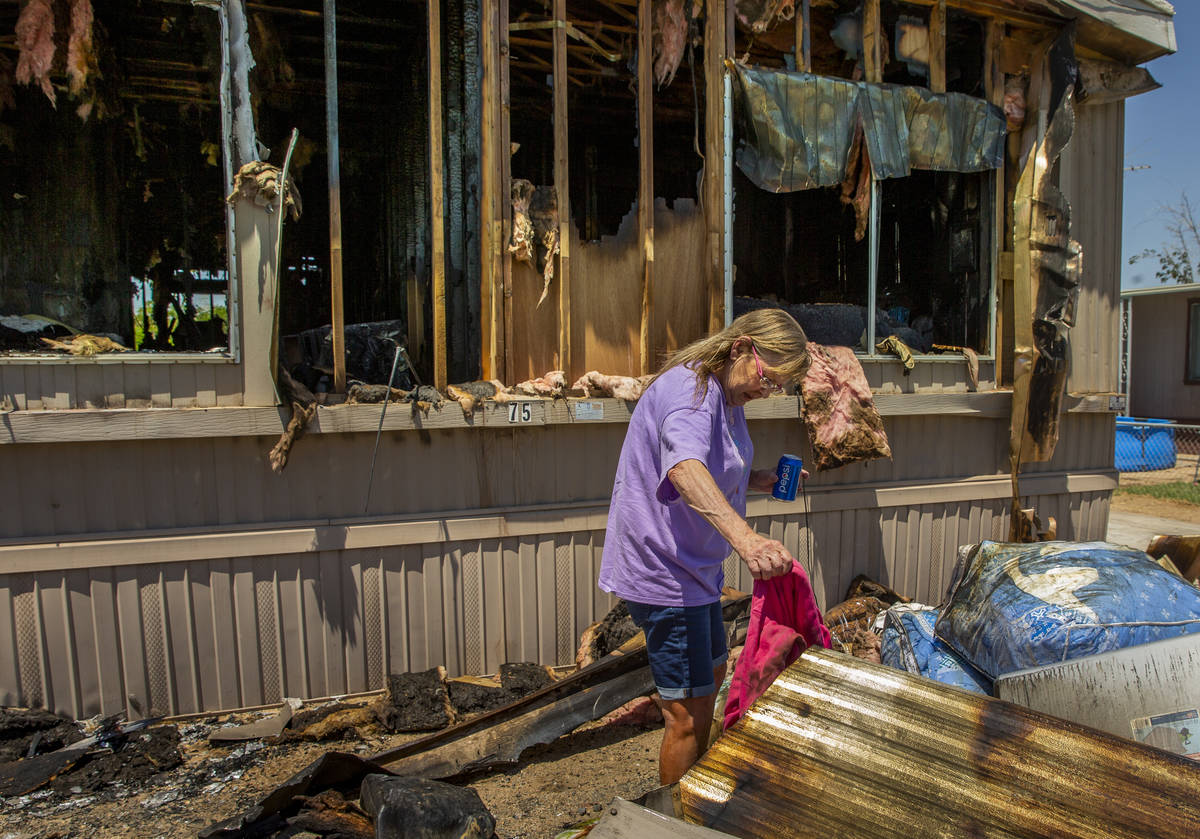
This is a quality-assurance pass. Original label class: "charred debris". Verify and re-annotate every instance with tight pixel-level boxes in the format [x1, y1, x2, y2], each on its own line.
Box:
[0, 596, 676, 837]
[2, 550, 1199, 838]
[0, 598, 645, 823]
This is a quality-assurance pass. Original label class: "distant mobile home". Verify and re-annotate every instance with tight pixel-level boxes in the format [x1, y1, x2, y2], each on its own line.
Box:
[1122, 283, 1200, 423]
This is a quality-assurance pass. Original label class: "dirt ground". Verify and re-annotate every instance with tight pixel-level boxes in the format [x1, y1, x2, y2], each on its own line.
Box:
[0, 705, 663, 839]
[1111, 486, 1200, 522]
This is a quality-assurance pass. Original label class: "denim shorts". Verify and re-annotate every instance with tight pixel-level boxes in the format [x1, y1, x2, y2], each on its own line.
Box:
[624, 599, 728, 700]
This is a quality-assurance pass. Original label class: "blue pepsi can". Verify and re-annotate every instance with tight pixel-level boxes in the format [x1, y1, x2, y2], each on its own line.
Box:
[772, 454, 804, 501]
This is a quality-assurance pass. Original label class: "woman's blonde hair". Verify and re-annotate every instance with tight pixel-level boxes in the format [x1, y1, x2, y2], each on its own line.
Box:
[658, 308, 810, 400]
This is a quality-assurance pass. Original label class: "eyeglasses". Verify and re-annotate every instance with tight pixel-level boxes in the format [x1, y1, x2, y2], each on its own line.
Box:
[750, 345, 785, 394]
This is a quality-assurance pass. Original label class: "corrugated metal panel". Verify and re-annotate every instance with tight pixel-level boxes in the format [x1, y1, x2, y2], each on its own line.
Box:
[1060, 101, 1124, 395]
[680, 648, 1200, 837]
[0, 534, 621, 718]
[0, 360, 243, 411]
[0, 482, 1111, 717]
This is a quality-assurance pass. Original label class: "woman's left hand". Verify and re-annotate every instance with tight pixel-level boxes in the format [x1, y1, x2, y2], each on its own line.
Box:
[749, 467, 810, 493]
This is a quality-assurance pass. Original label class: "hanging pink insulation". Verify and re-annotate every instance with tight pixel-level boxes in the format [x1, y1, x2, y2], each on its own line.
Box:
[800, 343, 892, 471]
[15, 0, 57, 106]
[736, 0, 795, 34]
[652, 0, 687, 89]
[67, 0, 98, 95]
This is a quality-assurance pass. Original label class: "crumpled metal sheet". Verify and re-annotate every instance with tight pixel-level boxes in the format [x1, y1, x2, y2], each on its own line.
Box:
[1009, 25, 1080, 481]
[733, 67, 859, 191]
[680, 648, 1200, 838]
[904, 86, 1008, 172]
[733, 65, 1005, 192]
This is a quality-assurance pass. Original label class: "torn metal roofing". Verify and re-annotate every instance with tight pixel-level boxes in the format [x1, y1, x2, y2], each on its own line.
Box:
[1036, 0, 1176, 61]
[681, 648, 1200, 838]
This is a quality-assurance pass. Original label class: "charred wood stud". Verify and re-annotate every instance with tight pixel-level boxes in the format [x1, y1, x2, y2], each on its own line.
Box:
[325, 0, 348, 394]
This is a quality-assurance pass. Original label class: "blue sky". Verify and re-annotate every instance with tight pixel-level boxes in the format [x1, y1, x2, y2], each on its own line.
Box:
[1121, 4, 1198, 288]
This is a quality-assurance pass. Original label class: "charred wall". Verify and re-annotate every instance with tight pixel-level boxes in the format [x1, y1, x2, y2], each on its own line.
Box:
[0, 88, 127, 339]
[264, 0, 482, 384]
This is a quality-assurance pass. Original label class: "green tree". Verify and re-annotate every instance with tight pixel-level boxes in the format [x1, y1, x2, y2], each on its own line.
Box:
[1130, 192, 1199, 284]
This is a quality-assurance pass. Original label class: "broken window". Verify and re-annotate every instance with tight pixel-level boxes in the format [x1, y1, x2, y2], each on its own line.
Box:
[246, 0, 481, 388]
[729, 5, 1000, 359]
[876, 170, 992, 353]
[1, 0, 481, 384]
[272, 0, 477, 388]
[1, 0, 231, 355]
[884, 4, 985, 96]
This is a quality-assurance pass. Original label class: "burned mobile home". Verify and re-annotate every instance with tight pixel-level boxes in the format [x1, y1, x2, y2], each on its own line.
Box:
[0, 0, 1176, 718]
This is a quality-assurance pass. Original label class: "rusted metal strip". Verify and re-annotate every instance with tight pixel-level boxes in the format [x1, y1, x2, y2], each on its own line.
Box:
[1007, 25, 1080, 538]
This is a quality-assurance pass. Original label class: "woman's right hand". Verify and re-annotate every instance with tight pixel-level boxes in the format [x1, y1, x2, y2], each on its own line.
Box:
[736, 533, 795, 580]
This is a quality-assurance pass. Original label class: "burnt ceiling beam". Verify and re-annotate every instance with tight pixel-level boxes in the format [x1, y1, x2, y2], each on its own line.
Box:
[153, 0, 419, 30]
[508, 36, 615, 71]
[123, 92, 219, 105]
[510, 59, 621, 80]
[292, 55, 396, 73]
[291, 34, 406, 52]
[591, 0, 634, 26]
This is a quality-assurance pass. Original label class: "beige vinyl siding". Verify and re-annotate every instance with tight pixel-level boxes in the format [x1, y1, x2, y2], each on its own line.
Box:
[0, 409, 1113, 542]
[0, 479, 1111, 719]
[1060, 100, 1125, 396]
[0, 358, 243, 411]
[0, 409, 1115, 717]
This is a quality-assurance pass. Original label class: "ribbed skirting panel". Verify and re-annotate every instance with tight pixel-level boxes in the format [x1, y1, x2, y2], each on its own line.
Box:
[0, 484, 1113, 718]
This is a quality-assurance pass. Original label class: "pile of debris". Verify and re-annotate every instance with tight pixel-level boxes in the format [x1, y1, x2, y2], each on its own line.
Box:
[342, 367, 657, 418]
[0, 711, 182, 801]
[9, 540, 1197, 839]
[197, 592, 753, 838]
[0, 315, 127, 356]
[822, 540, 1200, 721]
[0, 596, 679, 838]
[673, 538, 1200, 838]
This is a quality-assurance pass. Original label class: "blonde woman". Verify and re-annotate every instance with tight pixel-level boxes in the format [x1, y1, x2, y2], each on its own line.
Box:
[598, 308, 811, 784]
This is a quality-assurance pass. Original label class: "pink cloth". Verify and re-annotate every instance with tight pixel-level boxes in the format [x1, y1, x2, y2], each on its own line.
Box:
[723, 561, 831, 730]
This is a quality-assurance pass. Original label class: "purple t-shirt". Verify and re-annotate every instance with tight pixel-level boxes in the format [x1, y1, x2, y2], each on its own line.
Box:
[598, 363, 753, 606]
